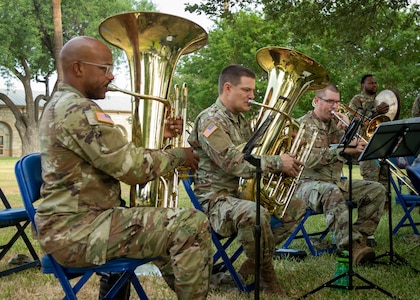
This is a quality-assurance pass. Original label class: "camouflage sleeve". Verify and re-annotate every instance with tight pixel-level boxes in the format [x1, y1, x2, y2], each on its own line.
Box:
[349, 94, 377, 119]
[195, 116, 282, 178]
[65, 104, 184, 186]
[195, 115, 256, 178]
[348, 95, 361, 112]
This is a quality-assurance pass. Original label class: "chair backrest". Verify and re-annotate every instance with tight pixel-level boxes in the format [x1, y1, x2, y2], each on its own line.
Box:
[15, 153, 42, 229]
[406, 163, 420, 195]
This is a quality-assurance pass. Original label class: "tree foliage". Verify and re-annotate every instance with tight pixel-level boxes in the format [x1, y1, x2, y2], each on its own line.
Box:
[181, 0, 419, 123]
[0, 0, 155, 155]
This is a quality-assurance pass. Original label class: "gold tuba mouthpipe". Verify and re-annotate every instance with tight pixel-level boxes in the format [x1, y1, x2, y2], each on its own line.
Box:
[248, 99, 284, 114]
[107, 83, 172, 109]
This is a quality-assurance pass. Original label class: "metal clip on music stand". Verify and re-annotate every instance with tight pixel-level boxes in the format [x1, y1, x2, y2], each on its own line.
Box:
[299, 118, 396, 299]
[359, 117, 420, 273]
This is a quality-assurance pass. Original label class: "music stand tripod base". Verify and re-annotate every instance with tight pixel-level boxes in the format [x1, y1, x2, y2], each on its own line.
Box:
[359, 118, 420, 273]
[299, 120, 398, 299]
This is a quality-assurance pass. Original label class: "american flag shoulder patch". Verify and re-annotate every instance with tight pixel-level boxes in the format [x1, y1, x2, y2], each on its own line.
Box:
[95, 111, 114, 125]
[203, 123, 218, 138]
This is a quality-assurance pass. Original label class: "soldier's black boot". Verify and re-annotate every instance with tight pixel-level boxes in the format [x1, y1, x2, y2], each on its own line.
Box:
[98, 272, 131, 300]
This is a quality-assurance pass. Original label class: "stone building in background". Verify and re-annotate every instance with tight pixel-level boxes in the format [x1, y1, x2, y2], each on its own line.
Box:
[0, 89, 132, 157]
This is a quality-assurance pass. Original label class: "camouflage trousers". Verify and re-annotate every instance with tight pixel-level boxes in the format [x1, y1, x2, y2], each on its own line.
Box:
[271, 196, 306, 245]
[295, 179, 386, 250]
[201, 193, 306, 264]
[51, 207, 212, 300]
[359, 159, 389, 189]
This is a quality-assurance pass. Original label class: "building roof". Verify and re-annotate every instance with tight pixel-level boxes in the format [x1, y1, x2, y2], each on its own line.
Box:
[0, 88, 132, 112]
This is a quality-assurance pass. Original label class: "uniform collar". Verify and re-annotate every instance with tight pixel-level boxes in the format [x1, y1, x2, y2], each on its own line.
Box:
[215, 98, 246, 125]
[57, 83, 85, 98]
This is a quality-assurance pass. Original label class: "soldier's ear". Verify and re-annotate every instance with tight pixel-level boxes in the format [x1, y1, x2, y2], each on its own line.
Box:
[73, 61, 84, 77]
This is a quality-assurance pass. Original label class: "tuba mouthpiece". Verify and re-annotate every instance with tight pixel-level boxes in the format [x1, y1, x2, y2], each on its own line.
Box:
[107, 83, 119, 92]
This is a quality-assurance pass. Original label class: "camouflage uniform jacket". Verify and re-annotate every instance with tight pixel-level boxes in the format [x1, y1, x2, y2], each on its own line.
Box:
[349, 91, 379, 139]
[36, 83, 186, 255]
[298, 111, 347, 189]
[188, 98, 284, 202]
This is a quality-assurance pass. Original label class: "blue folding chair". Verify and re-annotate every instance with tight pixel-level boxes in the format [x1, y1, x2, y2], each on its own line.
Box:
[0, 187, 40, 277]
[182, 175, 254, 294]
[281, 208, 337, 256]
[15, 153, 156, 299]
[388, 156, 420, 235]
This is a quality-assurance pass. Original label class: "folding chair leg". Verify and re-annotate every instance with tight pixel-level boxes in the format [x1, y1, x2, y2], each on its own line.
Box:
[281, 210, 337, 256]
[0, 221, 40, 278]
[392, 205, 420, 235]
[99, 272, 131, 300]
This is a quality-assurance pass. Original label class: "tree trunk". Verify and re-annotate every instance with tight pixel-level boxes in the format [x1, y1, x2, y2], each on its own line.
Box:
[52, 0, 63, 84]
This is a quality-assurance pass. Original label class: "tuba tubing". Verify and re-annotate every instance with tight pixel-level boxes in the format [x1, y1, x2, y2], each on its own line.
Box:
[268, 122, 318, 219]
[238, 46, 329, 219]
[100, 12, 208, 208]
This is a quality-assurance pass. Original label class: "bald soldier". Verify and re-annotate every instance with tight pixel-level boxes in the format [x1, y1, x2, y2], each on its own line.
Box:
[36, 36, 212, 300]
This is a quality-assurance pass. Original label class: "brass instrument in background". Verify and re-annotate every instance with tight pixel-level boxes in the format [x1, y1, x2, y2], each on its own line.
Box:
[238, 47, 330, 219]
[339, 89, 400, 138]
[375, 89, 400, 121]
[99, 12, 208, 208]
[338, 102, 391, 138]
[331, 110, 418, 195]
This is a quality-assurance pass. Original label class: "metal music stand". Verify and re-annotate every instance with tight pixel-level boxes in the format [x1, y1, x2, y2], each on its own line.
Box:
[242, 115, 274, 300]
[299, 118, 396, 299]
[359, 117, 420, 273]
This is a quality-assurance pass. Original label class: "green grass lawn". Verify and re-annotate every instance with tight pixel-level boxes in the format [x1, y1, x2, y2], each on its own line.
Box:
[0, 157, 419, 299]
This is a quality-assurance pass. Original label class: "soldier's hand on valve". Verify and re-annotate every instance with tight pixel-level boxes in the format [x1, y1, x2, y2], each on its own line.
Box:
[182, 147, 199, 171]
[280, 153, 304, 177]
[164, 116, 183, 138]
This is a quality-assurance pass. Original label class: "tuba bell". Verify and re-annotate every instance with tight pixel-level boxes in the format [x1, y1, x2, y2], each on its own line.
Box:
[99, 12, 208, 208]
[238, 47, 329, 219]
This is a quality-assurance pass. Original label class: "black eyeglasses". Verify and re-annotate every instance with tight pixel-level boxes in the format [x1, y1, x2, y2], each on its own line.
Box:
[79, 61, 114, 76]
[318, 96, 340, 106]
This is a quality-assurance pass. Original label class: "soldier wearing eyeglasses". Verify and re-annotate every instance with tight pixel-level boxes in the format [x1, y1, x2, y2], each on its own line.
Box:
[36, 36, 211, 300]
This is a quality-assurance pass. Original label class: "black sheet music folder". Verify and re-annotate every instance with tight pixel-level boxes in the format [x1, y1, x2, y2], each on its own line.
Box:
[358, 117, 420, 161]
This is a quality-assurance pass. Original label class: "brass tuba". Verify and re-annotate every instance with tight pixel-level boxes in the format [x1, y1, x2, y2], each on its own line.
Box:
[99, 12, 208, 208]
[238, 47, 329, 219]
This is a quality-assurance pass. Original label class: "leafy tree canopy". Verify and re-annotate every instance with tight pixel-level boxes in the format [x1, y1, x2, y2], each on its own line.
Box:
[0, 0, 155, 89]
[0, 0, 155, 155]
[180, 0, 419, 122]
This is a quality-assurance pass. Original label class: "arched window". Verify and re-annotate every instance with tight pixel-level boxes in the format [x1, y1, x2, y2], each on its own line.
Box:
[0, 122, 11, 156]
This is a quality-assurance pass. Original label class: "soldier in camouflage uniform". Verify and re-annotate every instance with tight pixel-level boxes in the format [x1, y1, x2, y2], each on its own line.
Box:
[188, 64, 306, 297]
[349, 74, 390, 188]
[295, 83, 386, 265]
[36, 36, 212, 300]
